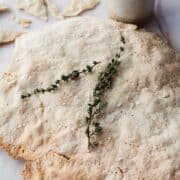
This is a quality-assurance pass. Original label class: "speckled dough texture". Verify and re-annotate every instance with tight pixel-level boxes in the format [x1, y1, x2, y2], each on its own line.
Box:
[0, 17, 179, 179]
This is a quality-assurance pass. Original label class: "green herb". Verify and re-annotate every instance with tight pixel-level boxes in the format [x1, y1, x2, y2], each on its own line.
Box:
[121, 36, 126, 44]
[21, 35, 126, 152]
[85, 57, 121, 150]
[85, 37, 126, 150]
[21, 61, 100, 99]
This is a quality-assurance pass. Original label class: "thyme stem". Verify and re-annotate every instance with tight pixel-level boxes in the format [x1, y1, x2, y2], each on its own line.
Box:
[21, 61, 100, 99]
[85, 37, 126, 150]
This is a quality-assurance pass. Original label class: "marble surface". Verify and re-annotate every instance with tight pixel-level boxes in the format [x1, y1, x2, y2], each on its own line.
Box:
[0, 0, 179, 179]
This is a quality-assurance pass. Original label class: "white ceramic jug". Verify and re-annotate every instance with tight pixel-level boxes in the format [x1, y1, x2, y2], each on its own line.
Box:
[108, 0, 155, 24]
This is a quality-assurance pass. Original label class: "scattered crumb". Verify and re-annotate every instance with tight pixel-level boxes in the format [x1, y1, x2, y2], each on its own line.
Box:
[44, 0, 64, 20]
[11, 16, 32, 28]
[63, 0, 100, 17]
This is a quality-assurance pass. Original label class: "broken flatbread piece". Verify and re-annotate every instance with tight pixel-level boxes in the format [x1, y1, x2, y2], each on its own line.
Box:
[0, 17, 179, 179]
[16, 0, 47, 20]
[63, 0, 100, 17]
[0, 29, 22, 44]
[44, 0, 63, 20]
[11, 16, 32, 28]
[0, 5, 9, 13]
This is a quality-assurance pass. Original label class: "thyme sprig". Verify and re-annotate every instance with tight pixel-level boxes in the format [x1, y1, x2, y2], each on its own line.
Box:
[85, 46, 124, 150]
[21, 61, 100, 99]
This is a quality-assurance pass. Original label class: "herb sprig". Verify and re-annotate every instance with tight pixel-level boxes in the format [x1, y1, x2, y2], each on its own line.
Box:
[21, 61, 100, 99]
[85, 57, 121, 150]
[85, 38, 125, 150]
[21, 35, 126, 152]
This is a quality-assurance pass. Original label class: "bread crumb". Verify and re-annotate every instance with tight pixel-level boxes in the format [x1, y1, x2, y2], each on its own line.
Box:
[11, 16, 32, 28]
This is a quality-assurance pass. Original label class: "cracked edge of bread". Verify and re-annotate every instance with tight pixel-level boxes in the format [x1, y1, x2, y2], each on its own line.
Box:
[0, 137, 35, 160]
[0, 29, 23, 45]
[16, 0, 47, 21]
[23, 151, 105, 180]
[44, 0, 64, 20]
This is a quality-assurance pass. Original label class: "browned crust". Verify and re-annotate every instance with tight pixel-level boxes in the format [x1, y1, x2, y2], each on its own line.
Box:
[23, 151, 104, 180]
[0, 138, 35, 160]
[25, 146, 180, 180]
[0, 31, 23, 45]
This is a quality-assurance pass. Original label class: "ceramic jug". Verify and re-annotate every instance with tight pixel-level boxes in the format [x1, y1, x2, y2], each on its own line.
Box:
[108, 0, 155, 24]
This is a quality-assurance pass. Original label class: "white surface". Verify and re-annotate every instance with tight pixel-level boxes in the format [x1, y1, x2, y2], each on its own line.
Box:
[0, 0, 179, 179]
[0, 150, 24, 180]
[155, 0, 180, 51]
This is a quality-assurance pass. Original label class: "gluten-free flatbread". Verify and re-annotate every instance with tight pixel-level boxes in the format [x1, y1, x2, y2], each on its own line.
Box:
[16, 0, 47, 20]
[44, 0, 63, 20]
[0, 17, 179, 179]
[63, 0, 100, 17]
[0, 29, 22, 44]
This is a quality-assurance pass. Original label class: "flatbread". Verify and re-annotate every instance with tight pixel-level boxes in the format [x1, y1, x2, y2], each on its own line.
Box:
[44, 0, 63, 20]
[63, 0, 100, 17]
[11, 16, 32, 28]
[0, 29, 23, 44]
[16, 0, 47, 20]
[0, 17, 179, 179]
